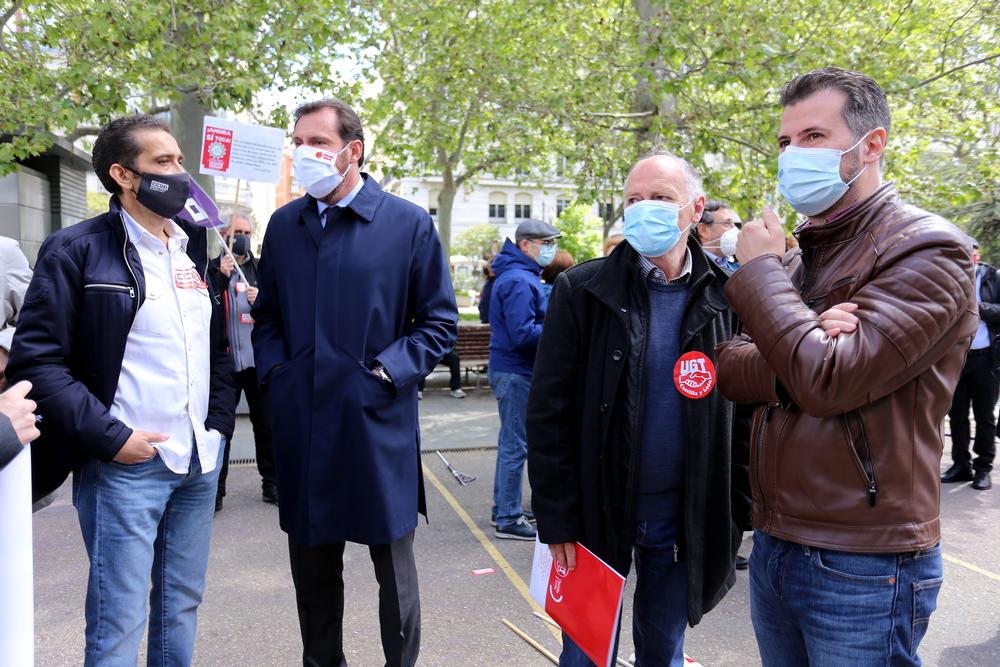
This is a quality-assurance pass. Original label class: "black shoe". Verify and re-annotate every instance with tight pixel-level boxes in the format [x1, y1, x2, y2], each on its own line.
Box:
[215, 496, 223, 513]
[495, 516, 537, 541]
[972, 470, 992, 490]
[941, 464, 974, 483]
[735, 555, 749, 570]
[262, 484, 279, 504]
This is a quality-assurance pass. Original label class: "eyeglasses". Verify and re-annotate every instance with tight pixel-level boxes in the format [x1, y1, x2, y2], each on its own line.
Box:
[230, 230, 252, 236]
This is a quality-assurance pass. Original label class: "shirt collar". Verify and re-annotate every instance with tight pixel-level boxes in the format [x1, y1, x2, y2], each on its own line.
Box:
[120, 207, 189, 251]
[316, 176, 366, 217]
[637, 247, 692, 285]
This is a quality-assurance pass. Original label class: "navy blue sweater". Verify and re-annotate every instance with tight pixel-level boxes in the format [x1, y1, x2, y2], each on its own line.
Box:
[635, 280, 689, 523]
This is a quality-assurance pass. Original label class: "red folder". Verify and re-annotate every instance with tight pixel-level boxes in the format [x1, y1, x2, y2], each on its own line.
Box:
[530, 539, 626, 667]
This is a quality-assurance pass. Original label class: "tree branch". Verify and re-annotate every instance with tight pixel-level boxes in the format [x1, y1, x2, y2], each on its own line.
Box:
[66, 104, 170, 141]
[1, 0, 24, 26]
[913, 52, 1000, 88]
[584, 110, 655, 118]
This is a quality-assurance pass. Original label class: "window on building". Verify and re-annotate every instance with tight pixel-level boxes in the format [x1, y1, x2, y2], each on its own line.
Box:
[599, 202, 616, 221]
[428, 190, 440, 219]
[556, 198, 571, 217]
[489, 192, 507, 222]
[514, 193, 532, 220]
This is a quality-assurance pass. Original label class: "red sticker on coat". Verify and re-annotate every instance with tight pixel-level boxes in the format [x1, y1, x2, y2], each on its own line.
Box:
[673, 351, 716, 399]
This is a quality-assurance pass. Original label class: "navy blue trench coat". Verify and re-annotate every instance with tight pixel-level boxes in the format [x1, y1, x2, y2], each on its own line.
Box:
[252, 175, 457, 546]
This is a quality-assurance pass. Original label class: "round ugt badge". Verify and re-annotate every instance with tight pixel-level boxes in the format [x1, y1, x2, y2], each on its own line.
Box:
[674, 351, 716, 399]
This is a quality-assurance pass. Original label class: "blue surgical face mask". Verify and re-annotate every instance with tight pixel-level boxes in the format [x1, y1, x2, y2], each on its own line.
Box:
[777, 134, 869, 216]
[623, 199, 694, 258]
[536, 243, 557, 267]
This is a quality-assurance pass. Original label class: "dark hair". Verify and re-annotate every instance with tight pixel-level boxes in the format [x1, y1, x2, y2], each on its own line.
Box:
[92, 114, 171, 193]
[700, 199, 729, 225]
[541, 249, 576, 284]
[294, 98, 366, 168]
[779, 67, 891, 140]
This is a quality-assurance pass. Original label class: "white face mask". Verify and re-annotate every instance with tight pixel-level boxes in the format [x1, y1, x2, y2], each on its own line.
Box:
[702, 227, 739, 257]
[293, 143, 353, 199]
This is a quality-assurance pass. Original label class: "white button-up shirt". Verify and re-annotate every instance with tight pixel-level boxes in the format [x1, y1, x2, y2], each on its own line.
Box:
[110, 210, 221, 474]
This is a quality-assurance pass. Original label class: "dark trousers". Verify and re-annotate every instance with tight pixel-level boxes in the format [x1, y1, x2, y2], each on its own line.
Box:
[417, 350, 461, 392]
[287, 531, 420, 667]
[949, 348, 999, 473]
[218, 367, 276, 497]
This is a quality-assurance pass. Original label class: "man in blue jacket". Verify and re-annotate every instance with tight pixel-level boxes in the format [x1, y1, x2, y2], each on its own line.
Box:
[7, 114, 236, 666]
[488, 219, 561, 540]
[252, 98, 457, 667]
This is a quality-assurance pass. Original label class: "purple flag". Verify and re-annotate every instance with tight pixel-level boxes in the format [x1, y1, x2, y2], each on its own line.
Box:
[176, 174, 227, 228]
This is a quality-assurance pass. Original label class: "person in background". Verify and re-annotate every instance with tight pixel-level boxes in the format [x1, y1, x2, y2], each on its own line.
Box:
[942, 237, 998, 490]
[540, 249, 575, 297]
[695, 200, 742, 273]
[478, 258, 496, 324]
[208, 214, 278, 510]
[418, 349, 465, 399]
[0, 236, 31, 391]
[488, 218, 561, 540]
[603, 233, 624, 257]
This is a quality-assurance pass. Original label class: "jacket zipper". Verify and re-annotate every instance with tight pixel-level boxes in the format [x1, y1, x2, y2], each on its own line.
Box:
[119, 214, 141, 318]
[842, 412, 879, 507]
[84, 283, 135, 298]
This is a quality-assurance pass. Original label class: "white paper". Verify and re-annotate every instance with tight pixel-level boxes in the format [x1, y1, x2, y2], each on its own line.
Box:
[199, 116, 286, 183]
[0, 446, 34, 666]
[529, 536, 553, 607]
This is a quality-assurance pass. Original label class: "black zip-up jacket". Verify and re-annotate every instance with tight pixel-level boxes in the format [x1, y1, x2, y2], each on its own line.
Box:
[976, 262, 1000, 369]
[527, 236, 751, 627]
[7, 197, 236, 501]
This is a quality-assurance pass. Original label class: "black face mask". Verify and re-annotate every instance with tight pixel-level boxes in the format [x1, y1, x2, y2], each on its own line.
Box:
[231, 233, 251, 257]
[127, 168, 190, 219]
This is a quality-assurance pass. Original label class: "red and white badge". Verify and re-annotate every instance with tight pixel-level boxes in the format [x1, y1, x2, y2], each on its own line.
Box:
[673, 351, 716, 399]
[235, 281, 248, 293]
[174, 267, 208, 290]
[239, 313, 255, 325]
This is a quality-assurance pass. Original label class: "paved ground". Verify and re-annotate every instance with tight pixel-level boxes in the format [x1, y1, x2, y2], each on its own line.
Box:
[32, 381, 1000, 666]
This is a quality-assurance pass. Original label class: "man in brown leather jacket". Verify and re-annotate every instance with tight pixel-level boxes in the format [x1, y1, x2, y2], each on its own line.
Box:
[716, 67, 978, 666]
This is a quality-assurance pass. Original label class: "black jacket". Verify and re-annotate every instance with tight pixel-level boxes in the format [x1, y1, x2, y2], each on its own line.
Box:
[976, 262, 1000, 368]
[527, 236, 751, 627]
[7, 198, 236, 501]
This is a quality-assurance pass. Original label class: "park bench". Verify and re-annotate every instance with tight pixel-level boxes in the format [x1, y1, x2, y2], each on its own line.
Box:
[438, 322, 491, 389]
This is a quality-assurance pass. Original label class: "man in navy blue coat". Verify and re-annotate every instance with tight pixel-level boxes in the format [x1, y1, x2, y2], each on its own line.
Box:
[252, 98, 457, 667]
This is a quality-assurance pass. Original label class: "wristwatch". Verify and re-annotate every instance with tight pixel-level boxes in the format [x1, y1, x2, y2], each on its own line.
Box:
[372, 364, 393, 384]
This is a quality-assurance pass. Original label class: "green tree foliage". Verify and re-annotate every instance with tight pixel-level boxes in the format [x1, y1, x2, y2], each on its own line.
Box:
[556, 203, 603, 263]
[562, 0, 1000, 236]
[0, 0, 355, 174]
[351, 0, 618, 258]
[454, 223, 500, 260]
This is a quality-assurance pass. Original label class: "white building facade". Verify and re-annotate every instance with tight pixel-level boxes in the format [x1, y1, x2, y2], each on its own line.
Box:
[390, 174, 606, 246]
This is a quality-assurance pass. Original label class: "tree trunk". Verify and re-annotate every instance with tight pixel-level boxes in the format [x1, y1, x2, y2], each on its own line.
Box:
[437, 166, 457, 262]
[171, 93, 214, 198]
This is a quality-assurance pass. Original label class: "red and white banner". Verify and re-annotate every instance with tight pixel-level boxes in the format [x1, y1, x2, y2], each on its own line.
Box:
[530, 539, 625, 667]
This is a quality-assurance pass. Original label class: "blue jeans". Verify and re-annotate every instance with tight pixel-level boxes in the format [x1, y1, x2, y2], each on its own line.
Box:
[73, 442, 222, 666]
[490, 370, 532, 527]
[750, 530, 943, 667]
[560, 518, 688, 667]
